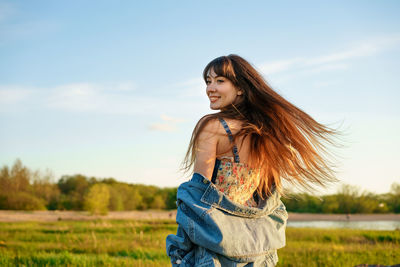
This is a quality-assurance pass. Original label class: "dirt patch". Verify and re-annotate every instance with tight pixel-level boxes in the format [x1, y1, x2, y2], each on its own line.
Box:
[0, 210, 399, 222]
[0, 210, 177, 222]
[0, 210, 400, 222]
[288, 213, 400, 222]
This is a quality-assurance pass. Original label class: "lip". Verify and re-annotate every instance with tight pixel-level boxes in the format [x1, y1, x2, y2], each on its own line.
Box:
[209, 96, 220, 103]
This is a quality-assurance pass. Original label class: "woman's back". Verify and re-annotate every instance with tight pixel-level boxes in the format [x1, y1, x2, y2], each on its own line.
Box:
[211, 118, 260, 207]
[215, 118, 251, 163]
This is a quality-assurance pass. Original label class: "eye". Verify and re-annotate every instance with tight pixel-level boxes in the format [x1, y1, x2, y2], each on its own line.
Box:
[205, 80, 211, 85]
[217, 79, 224, 83]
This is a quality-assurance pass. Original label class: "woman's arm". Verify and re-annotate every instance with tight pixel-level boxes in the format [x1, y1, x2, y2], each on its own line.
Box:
[193, 118, 220, 180]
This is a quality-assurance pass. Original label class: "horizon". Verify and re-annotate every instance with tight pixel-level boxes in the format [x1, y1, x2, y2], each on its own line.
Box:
[2, 157, 399, 197]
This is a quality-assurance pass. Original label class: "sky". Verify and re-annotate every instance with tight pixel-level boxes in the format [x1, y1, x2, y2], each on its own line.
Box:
[0, 0, 399, 195]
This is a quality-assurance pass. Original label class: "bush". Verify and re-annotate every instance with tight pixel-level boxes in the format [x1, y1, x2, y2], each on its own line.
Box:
[5, 192, 46, 210]
[83, 184, 110, 215]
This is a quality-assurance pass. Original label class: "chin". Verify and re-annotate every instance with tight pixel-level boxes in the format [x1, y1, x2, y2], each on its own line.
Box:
[210, 104, 219, 110]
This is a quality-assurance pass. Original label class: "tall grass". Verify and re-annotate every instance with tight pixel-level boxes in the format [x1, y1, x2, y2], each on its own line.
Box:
[0, 220, 399, 266]
[279, 228, 399, 267]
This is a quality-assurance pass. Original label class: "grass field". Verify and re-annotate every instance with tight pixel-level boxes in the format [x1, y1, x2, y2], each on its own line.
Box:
[0, 219, 399, 266]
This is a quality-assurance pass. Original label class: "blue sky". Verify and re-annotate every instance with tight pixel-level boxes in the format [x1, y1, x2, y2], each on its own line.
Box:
[0, 0, 399, 194]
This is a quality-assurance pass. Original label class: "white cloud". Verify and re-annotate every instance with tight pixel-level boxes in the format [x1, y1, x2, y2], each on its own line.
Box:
[0, 81, 149, 114]
[0, 86, 33, 104]
[0, 80, 209, 123]
[46, 83, 102, 112]
[3, 34, 398, 118]
[109, 81, 136, 92]
[148, 114, 185, 132]
[258, 57, 304, 75]
[161, 114, 184, 123]
[303, 44, 378, 66]
[148, 123, 176, 132]
[298, 63, 349, 75]
[170, 77, 205, 98]
[44, 82, 151, 114]
[259, 34, 400, 77]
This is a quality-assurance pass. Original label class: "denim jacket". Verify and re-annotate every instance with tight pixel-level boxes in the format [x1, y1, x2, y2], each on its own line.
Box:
[166, 173, 288, 267]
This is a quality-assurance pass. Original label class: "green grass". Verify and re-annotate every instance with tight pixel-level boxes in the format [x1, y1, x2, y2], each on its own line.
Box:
[0, 220, 399, 266]
[279, 228, 400, 267]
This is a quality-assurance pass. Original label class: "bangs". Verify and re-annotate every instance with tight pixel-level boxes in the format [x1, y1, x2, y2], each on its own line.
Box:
[203, 56, 237, 84]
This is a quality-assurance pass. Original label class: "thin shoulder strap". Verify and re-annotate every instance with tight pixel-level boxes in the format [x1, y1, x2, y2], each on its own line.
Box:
[218, 117, 240, 163]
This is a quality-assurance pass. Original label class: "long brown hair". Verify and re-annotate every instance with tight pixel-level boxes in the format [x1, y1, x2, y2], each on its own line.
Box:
[182, 54, 345, 198]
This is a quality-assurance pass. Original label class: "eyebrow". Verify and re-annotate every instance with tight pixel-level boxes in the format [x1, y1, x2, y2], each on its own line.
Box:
[206, 75, 222, 79]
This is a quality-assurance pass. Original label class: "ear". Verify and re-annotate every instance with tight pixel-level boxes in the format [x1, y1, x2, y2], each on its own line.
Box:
[237, 90, 243, 96]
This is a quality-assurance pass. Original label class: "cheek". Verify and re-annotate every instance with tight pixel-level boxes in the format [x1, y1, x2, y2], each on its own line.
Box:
[227, 89, 238, 100]
[221, 85, 237, 98]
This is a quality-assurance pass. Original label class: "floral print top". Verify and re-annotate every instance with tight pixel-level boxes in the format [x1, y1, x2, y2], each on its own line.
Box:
[213, 157, 260, 207]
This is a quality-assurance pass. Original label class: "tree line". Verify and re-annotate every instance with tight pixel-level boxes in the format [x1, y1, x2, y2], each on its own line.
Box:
[283, 183, 400, 214]
[0, 159, 399, 214]
[0, 159, 176, 214]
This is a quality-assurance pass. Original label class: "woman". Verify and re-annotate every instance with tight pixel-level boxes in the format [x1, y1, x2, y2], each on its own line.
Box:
[166, 54, 342, 266]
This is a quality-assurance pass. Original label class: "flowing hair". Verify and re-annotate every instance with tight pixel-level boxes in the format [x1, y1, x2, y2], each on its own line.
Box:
[182, 54, 346, 198]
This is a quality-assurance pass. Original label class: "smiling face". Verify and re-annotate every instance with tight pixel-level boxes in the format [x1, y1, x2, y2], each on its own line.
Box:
[206, 68, 242, 110]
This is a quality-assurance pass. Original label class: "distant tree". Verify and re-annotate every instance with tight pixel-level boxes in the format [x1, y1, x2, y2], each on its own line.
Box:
[281, 193, 300, 212]
[2, 158, 397, 214]
[282, 193, 322, 213]
[6, 192, 46, 210]
[0, 195, 7, 209]
[107, 184, 124, 211]
[355, 193, 383, 213]
[57, 175, 90, 210]
[101, 178, 118, 184]
[0, 166, 11, 197]
[391, 183, 400, 195]
[123, 185, 143, 210]
[321, 195, 339, 213]
[0, 159, 40, 210]
[9, 158, 31, 193]
[83, 183, 110, 215]
[387, 182, 400, 213]
[134, 184, 158, 210]
[150, 195, 166, 210]
[58, 175, 90, 195]
[336, 184, 360, 213]
[164, 187, 178, 210]
[31, 169, 60, 210]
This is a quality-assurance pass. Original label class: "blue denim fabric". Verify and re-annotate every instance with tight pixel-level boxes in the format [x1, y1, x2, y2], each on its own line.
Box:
[166, 173, 288, 266]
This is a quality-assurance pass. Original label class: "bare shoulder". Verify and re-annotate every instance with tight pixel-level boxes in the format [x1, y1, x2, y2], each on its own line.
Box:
[195, 115, 224, 137]
[192, 116, 222, 179]
[219, 118, 244, 134]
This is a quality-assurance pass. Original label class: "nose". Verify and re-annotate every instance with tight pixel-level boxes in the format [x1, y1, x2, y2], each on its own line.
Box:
[206, 84, 216, 95]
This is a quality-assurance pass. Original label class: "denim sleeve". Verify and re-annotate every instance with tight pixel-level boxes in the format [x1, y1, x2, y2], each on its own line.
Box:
[166, 223, 194, 266]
